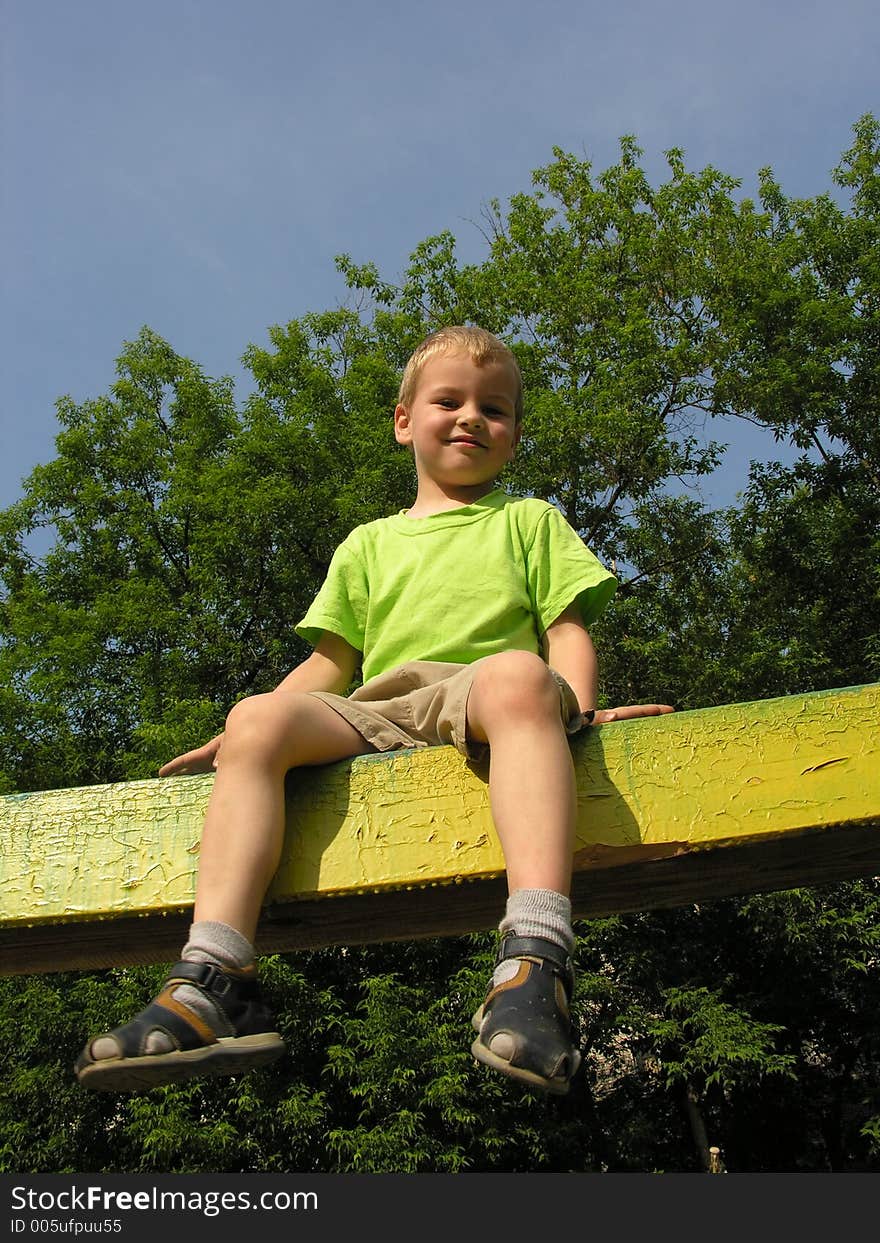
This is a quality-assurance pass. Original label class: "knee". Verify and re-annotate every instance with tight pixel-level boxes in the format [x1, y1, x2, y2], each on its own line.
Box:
[220, 693, 301, 768]
[471, 651, 559, 721]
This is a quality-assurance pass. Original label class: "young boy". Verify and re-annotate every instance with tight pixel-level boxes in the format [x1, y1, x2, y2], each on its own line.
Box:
[75, 326, 670, 1097]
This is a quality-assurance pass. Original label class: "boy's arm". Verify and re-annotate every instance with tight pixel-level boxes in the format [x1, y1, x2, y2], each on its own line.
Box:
[159, 631, 360, 776]
[272, 631, 359, 696]
[542, 604, 599, 713]
[543, 604, 674, 724]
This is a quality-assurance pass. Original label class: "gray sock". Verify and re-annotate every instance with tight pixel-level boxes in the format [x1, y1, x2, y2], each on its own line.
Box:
[494, 888, 574, 986]
[91, 920, 255, 1059]
[180, 920, 255, 971]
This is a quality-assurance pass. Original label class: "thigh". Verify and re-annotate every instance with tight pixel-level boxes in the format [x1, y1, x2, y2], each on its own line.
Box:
[288, 694, 378, 767]
[225, 691, 377, 770]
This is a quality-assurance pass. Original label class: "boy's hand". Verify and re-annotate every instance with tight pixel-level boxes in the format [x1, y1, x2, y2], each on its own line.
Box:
[583, 704, 674, 726]
[159, 733, 224, 777]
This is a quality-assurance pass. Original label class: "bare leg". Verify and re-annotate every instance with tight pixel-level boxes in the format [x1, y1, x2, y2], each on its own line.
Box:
[194, 692, 374, 943]
[466, 651, 576, 895]
[76, 692, 373, 1088]
[467, 652, 581, 1094]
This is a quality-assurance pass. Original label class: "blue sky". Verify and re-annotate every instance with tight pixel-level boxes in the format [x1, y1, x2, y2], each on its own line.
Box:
[2, 0, 878, 517]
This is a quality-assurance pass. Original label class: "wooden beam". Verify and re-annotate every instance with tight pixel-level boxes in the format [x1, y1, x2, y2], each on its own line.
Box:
[2, 683, 878, 976]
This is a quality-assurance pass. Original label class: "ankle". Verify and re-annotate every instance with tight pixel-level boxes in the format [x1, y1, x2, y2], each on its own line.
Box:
[499, 888, 574, 955]
[182, 921, 255, 971]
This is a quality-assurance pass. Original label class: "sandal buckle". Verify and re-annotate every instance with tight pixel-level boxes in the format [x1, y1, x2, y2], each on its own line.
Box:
[173, 961, 234, 998]
[200, 963, 233, 997]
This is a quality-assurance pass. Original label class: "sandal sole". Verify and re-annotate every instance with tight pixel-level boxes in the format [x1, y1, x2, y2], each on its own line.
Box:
[75, 1032, 285, 1092]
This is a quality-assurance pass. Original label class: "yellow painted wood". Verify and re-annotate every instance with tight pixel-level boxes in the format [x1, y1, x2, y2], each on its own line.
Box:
[2, 684, 878, 941]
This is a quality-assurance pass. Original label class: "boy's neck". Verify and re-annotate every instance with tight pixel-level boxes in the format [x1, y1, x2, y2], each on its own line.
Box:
[404, 478, 500, 519]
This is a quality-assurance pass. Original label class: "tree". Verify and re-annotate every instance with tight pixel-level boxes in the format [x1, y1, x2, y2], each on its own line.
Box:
[0, 316, 411, 791]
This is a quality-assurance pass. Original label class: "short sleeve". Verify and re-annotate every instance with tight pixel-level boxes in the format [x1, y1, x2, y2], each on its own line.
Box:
[526, 506, 617, 635]
[295, 538, 368, 655]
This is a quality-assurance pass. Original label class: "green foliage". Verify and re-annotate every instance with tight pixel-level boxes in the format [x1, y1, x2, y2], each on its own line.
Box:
[569, 892, 880, 1171]
[5, 890, 877, 1173]
[1, 118, 879, 1172]
[645, 987, 795, 1089]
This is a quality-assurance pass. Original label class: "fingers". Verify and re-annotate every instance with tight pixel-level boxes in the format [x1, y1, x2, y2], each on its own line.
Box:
[158, 735, 223, 777]
[158, 752, 201, 777]
[589, 704, 675, 726]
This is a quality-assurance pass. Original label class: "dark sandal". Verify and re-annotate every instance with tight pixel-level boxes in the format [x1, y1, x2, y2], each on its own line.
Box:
[75, 961, 285, 1092]
[471, 935, 581, 1096]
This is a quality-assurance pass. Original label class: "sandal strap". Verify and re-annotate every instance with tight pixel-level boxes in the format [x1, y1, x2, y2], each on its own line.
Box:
[98, 961, 270, 1060]
[166, 961, 258, 1009]
[165, 960, 275, 1038]
[106, 994, 219, 1058]
[496, 936, 574, 991]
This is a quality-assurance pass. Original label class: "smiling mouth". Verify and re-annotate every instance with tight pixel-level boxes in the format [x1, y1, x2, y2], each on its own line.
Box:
[448, 438, 485, 448]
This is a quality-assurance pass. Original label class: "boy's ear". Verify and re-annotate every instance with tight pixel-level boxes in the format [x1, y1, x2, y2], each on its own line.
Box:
[509, 422, 522, 459]
[394, 403, 412, 446]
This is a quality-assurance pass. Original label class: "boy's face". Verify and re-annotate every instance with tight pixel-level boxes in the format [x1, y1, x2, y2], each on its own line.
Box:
[394, 351, 521, 496]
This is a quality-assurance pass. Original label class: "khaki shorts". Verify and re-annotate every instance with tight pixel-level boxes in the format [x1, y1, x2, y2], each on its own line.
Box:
[309, 657, 585, 763]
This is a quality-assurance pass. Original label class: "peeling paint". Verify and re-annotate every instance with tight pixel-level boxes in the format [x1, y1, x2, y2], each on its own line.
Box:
[801, 757, 849, 774]
[1, 683, 878, 928]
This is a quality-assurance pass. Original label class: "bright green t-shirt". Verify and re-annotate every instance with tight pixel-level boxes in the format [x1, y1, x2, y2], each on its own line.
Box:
[296, 490, 617, 684]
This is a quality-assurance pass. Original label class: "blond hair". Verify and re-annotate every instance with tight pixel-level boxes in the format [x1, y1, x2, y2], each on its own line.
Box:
[398, 326, 523, 423]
